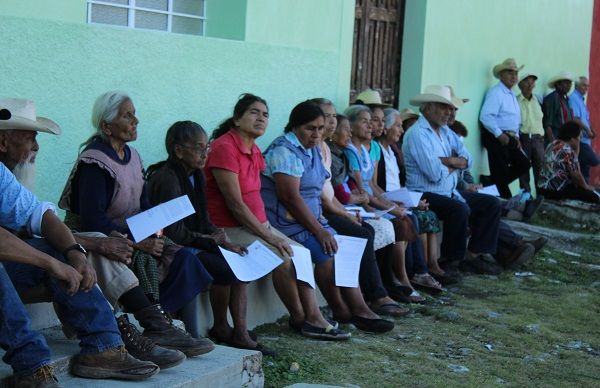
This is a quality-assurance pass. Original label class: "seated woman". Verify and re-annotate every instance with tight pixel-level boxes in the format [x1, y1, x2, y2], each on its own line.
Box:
[310, 98, 408, 317]
[146, 120, 270, 353]
[261, 100, 393, 332]
[538, 121, 599, 204]
[204, 94, 350, 340]
[378, 108, 447, 286]
[342, 105, 434, 302]
[59, 91, 214, 356]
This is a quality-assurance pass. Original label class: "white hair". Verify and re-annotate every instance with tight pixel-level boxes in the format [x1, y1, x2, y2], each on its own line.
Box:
[81, 91, 131, 148]
[575, 76, 588, 87]
[343, 104, 371, 124]
[383, 108, 400, 129]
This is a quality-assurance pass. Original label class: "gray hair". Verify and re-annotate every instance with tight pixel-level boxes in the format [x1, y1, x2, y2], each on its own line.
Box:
[165, 120, 207, 160]
[575, 76, 588, 87]
[383, 108, 400, 129]
[81, 91, 131, 148]
[343, 104, 371, 124]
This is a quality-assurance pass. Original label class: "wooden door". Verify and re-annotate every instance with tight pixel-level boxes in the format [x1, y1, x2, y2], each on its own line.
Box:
[350, 0, 405, 107]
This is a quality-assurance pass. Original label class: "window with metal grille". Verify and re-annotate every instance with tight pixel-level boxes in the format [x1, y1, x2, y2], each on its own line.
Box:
[87, 0, 206, 36]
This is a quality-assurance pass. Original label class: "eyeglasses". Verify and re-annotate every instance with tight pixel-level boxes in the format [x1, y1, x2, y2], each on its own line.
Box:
[179, 143, 210, 156]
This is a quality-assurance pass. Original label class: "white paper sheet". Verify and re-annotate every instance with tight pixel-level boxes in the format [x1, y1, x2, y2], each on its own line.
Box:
[126, 195, 196, 242]
[345, 206, 376, 219]
[218, 240, 284, 282]
[478, 185, 501, 197]
[291, 245, 316, 288]
[333, 235, 367, 288]
[383, 188, 423, 207]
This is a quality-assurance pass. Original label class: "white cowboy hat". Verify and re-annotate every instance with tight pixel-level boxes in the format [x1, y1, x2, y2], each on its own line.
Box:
[518, 72, 538, 83]
[399, 108, 419, 122]
[409, 85, 458, 108]
[446, 86, 470, 108]
[547, 71, 574, 88]
[355, 89, 392, 107]
[0, 98, 61, 135]
[492, 58, 524, 78]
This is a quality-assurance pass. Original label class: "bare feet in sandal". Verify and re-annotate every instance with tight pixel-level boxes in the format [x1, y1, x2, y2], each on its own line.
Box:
[370, 296, 410, 317]
[411, 273, 443, 292]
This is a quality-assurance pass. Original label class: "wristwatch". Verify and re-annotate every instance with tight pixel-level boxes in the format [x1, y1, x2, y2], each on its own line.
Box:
[62, 243, 87, 258]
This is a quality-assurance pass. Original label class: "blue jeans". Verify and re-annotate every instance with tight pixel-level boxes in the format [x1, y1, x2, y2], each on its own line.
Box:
[0, 263, 51, 376]
[578, 142, 600, 183]
[2, 238, 122, 357]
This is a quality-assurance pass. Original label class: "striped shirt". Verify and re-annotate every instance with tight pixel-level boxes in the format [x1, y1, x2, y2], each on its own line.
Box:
[402, 116, 472, 198]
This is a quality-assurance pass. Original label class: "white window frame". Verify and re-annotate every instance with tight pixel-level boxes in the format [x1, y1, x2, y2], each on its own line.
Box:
[87, 0, 206, 35]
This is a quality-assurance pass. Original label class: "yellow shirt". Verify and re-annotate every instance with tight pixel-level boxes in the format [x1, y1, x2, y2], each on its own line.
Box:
[517, 94, 545, 136]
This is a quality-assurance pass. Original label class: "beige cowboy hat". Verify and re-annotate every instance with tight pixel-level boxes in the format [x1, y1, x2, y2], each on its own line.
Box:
[399, 108, 419, 122]
[355, 89, 392, 107]
[446, 86, 470, 108]
[547, 71, 574, 88]
[518, 72, 538, 83]
[492, 58, 524, 78]
[409, 85, 458, 108]
[0, 98, 61, 134]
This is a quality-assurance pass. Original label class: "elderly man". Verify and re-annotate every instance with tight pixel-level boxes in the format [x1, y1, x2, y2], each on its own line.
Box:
[0, 98, 213, 371]
[542, 71, 575, 141]
[480, 58, 532, 199]
[403, 85, 502, 275]
[517, 73, 546, 192]
[569, 76, 599, 183]
[0, 101, 159, 385]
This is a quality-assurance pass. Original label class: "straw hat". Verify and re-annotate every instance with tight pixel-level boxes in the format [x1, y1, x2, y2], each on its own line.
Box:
[0, 98, 60, 134]
[409, 85, 458, 108]
[399, 108, 419, 122]
[492, 58, 524, 78]
[446, 86, 470, 108]
[355, 89, 392, 107]
[518, 72, 538, 83]
[547, 71, 574, 88]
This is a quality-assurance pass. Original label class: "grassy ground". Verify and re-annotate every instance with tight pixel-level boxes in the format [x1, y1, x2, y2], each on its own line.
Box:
[256, 226, 600, 388]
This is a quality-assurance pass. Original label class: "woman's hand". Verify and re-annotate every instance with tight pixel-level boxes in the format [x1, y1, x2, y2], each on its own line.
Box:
[344, 210, 362, 225]
[417, 199, 429, 210]
[209, 228, 228, 245]
[390, 205, 407, 218]
[134, 237, 164, 257]
[349, 191, 369, 205]
[316, 229, 338, 256]
[221, 240, 248, 256]
[97, 231, 134, 264]
[265, 233, 294, 258]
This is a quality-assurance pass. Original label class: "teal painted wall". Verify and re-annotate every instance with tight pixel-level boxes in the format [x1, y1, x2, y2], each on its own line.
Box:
[400, 0, 594, 180]
[0, 0, 86, 23]
[205, 0, 247, 40]
[0, 15, 341, 205]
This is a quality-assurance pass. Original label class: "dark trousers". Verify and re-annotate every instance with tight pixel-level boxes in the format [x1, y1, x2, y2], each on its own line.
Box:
[325, 213, 387, 302]
[519, 134, 545, 192]
[404, 213, 428, 277]
[579, 142, 600, 183]
[538, 185, 600, 204]
[460, 191, 501, 255]
[421, 192, 469, 261]
[481, 129, 531, 198]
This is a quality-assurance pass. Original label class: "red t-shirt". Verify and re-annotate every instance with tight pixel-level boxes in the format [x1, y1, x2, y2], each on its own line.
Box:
[204, 129, 268, 227]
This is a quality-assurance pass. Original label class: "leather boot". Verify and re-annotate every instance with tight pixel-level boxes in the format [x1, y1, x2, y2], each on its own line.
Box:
[117, 314, 186, 370]
[13, 365, 61, 388]
[71, 346, 159, 381]
[134, 304, 215, 357]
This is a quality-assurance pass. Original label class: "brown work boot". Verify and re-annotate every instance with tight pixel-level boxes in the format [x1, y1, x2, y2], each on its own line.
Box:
[134, 305, 215, 357]
[14, 365, 61, 388]
[71, 346, 159, 381]
[117, 314, 186, 370]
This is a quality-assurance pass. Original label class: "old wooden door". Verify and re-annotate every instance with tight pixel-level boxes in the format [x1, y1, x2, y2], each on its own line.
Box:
[350, 0, 405, 107]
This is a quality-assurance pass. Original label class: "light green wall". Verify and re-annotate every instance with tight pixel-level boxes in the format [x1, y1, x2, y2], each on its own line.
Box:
[400, 0, 594, 180]
[0, 15, 340, 205]
[0, 0, 86, 23]
[205, 0, 247, 40]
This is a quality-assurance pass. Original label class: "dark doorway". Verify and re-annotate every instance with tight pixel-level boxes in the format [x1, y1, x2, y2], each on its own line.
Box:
[350, 0, 406, 107]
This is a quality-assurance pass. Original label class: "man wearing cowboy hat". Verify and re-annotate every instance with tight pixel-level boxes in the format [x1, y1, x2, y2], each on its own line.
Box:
[542, 71, 575, 141]
[479, 58, 532, 199]
[569, 76, 599, 183]
[517, 73, 546, 192]
[0, 99, 160, 384]
[403, 85, 502, 275]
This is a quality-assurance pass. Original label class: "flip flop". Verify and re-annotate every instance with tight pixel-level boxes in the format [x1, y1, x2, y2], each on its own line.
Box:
[300, 322, 351, 341]
[407, 290, 426, 304]
[411, 273, 443, 293]
[371, 302, 410, 317]
[351, 316, 394, 333]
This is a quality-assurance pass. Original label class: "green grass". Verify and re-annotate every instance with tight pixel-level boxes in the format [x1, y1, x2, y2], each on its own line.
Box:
[255, 235, 600, 388]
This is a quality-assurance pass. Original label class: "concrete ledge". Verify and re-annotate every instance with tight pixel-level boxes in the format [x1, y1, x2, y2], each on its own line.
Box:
[538, 198, 600, 230]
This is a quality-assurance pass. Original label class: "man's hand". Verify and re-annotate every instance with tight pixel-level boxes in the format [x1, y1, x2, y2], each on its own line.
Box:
[497, 133, 510, 146]
[66, 252, 96, 292]
[47, 259, 83, 296]
[466, 183, 483, 193]
[134, 237, 164, 257]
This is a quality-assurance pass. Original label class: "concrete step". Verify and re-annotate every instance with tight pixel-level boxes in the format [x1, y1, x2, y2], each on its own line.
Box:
[0, 326, 263, 388]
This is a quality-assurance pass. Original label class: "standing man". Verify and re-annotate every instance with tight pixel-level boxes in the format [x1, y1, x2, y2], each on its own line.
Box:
[480, 58, 531, 198]
[542, 71, 575, 141]
[569, 76, 600, 183]
[517, 73, 546, 192]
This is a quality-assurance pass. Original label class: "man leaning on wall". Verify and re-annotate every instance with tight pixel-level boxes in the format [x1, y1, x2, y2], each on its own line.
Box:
[569, 76, 600, 183]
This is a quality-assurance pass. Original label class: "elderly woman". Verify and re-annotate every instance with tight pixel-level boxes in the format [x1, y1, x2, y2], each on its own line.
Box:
[59, 91, 213, 357]
[377, 108, 445, 287]
[146, 121, 271, 353]
[311, 98, 407, 317]
[260, 100, 394, 332]
[538, 121, 599, 203]
[204, 94, 349, 340]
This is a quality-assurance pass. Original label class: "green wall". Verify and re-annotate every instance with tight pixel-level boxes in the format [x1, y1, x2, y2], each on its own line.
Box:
[400, 0, 594, 180]
[0, 13, 344, 205]
[0, 0, 86, 23]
